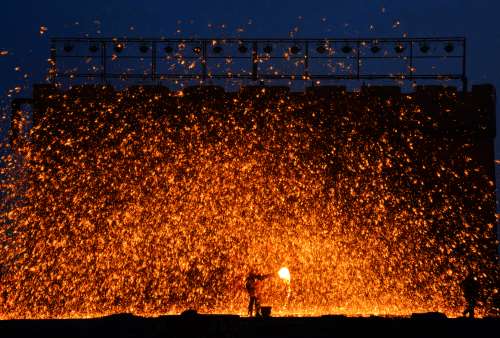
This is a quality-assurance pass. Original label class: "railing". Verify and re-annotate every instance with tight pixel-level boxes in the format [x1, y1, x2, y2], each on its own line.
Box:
[49, 37, 467, 89]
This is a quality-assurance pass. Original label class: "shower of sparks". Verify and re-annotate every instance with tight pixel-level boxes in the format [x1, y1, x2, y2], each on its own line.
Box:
[0, 86, 498, 319]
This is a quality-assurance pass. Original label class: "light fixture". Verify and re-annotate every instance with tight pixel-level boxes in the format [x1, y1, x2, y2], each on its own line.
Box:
[63, 42, 74, 53]
[394, 43, 405, 53]
[88, 44, 99, 53]
[114, 42, 124, 53]
[341, 45, 352, 53]
[213, 45, 223, 54]
[444, 42, 454, 53]
[290, 45, 301, 54]
[370, 41, 380, 53]
[238, 44, 248, 53]
[419, 42, 430, 53]
[164, 45, 173, 54]
[316, 44, 326, 54]
[192, 46, 202, 55]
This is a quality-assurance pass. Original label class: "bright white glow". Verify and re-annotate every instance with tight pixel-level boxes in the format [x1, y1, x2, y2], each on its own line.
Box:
[278, 267, 291, 282]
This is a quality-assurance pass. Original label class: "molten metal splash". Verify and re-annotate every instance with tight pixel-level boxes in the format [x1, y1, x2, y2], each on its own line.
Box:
[278, 267, 291, 283]
[0, 87, 497, 318]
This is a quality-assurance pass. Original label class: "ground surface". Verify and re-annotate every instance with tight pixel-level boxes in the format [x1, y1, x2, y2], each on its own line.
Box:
[1, 313, 499, 338]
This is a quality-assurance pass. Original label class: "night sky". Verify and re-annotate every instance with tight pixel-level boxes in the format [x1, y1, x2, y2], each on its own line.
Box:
[0, 0, 499, 151]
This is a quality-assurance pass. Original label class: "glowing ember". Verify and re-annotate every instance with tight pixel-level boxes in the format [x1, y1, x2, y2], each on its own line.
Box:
[278, 267, 291, 283]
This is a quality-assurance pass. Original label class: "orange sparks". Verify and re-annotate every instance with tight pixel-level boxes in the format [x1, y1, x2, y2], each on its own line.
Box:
[0, 86, 497, 319]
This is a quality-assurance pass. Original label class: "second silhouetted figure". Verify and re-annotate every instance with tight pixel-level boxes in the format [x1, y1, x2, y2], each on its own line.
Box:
[461, 270, 480, 318]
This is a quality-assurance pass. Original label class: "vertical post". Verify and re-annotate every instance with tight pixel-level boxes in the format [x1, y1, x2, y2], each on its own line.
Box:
[462, 38, 467, 92]
[152, 41, 157, 83]
[100, 41, 107, 84]
[356, 40, 361, 80]
[252, 41, 258, 82]
[202, 40, 207, 82]
[49, 42, 57, 84]
[409, 40, 413, 80]
[304, 41, 309, 80]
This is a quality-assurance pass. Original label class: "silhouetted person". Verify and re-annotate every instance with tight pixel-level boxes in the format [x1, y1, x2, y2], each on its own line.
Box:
[461, 270, 480, 318]
[245, 272, 270, 317]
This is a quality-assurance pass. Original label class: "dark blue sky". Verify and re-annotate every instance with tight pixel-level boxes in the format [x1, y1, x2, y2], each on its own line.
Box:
[0, 0, 499, 153]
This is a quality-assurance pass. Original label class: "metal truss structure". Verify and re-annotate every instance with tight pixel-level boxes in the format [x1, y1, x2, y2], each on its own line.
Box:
[49, 37, 467, 89]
